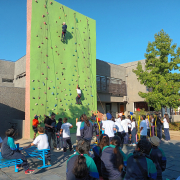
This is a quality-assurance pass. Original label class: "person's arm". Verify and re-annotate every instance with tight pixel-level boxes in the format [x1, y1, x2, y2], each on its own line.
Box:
[76, 118, 78, 125]
[80, 122, 85, 138]
[69, 124, 73, 129]
[24, 142, 35, 149]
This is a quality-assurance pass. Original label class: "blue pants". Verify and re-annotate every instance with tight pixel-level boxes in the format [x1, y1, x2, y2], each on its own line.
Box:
[57, 135, 63, 149]
[124, 132, 129, 144]
[157, 125, 162, 139]
[164, 128, 170, 140]
[76, 94, 81, 104]
[131, 129, 136, 144]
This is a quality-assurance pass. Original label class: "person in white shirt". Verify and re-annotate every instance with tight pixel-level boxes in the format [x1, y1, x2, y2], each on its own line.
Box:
[60, 117, 73, 152]
[131, 117, 137, 145]
[115, 113, 121, 124]
[140, 115, 147, 140]
[76, 84, 82, 104]
[150, 115, 155, 136]
[25, 127, 51, 164]
[76, 116, 83, 142]
[161, 114, 170, 141]
[102, 119, 116, 142]
[145, 116, 150, 137]
[121, 115, 131, 144]
[115, 119, 124, 148]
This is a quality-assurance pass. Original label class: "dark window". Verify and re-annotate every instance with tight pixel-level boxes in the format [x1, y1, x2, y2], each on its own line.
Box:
[2, 78, 13, 83]
[106, 103, 111, 113]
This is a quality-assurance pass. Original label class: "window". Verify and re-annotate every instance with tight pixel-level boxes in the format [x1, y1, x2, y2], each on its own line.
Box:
[2, 78, 13, 83]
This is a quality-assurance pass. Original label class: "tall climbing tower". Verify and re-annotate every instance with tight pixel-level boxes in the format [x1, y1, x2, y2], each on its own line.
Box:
[25, 0, 97, 138]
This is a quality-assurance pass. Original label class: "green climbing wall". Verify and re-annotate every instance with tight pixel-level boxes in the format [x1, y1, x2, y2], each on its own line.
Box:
[30, 0, 96, 138]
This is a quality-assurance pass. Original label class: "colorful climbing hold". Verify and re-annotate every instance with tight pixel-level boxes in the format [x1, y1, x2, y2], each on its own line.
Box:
[44, 5, 46, 8]
[36, 35, 38, 37]
[50, 1, 52, 4]
[32, 80, 35, 82]
[33, 88, 35, 90]
[42, 15, 45, 18]
[42, 73, 44, 75]
[32, 97, 35, 99]
[52, 92, 54, 95]
[38, 97, 40, 99]
[35, 103, 38, 105]
[55, 104, 57, 107]
[72, 27, 74, 29]
[75, 50, 77, 52]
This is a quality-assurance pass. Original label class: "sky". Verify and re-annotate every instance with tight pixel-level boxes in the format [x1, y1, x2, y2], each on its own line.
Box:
[0, 0, 180, 64]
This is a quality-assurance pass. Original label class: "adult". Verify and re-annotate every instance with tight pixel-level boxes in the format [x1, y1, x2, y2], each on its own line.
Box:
[156, 115, 163, 140]
[45, 112, 57, 149]
[76, 84, 82, 104]
[121, 115, 131, 144]
[115, 117, 124, 148]
[161, 114, 170, 141]
[150, 115, 155, 136]
[106, 111, 112, 120]
[102, 116, 116, 142]
[76, 115, 83, 142]
[61, 22, 67, 42]
[115, 113, 122, 124]
[140, 115, 147, 140]
[124, 140, 157, 180]
[145, 115, 150, 137]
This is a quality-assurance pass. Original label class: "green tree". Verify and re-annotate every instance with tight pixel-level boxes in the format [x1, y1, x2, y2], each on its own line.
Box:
[133, 29, 180, 111]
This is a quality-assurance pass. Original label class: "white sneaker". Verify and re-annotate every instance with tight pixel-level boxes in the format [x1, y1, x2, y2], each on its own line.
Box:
[60, 148, 63, 151]
[57, 148, 59, 150]
[133, 144, 136, 146]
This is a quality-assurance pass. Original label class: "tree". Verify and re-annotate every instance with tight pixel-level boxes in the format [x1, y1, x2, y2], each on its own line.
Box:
[133, 29, 180, 111]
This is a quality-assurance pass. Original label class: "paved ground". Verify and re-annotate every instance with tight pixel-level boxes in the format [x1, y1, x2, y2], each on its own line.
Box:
[0, 135, 180, 180]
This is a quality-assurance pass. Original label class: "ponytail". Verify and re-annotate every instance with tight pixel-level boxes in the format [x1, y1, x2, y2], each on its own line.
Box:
[73, 155, 88, 178]
[82, 114, 90, 127]
[111, 136, 124, 172]
[165, 114, 170, 123]
[99, 134, 109, 150]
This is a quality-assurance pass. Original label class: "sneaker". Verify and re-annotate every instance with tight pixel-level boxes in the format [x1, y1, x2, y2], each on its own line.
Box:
[57, 148, 59, 150]
[60, 148, 63, 151]
[47, 160, 51, 165]
[132, 143, 136, 146]
[16, 165, 21, 169]
[25, 169, 34, 174]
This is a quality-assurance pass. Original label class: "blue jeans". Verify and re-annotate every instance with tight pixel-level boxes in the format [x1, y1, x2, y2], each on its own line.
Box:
[124, 132, 129, 144]
[157, 125, 162, 139]
[164, 128, 170, 140]
[131, 129, 136, 144]
[140, 135, 146, 140]
[57, 135, 63, 149]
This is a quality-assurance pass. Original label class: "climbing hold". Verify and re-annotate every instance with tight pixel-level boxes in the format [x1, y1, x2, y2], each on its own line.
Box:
[59, 16, 61, 19]
[41, 73, 44, 75]
[64, 109, 66, 111]
[75, 70, 77, 72]
[63, 67, 65, 70]
[65, 14, 67, 17]
[61, 62, 63, 64]
[36, 35, 38, 37]
[65, 94, 67, 96]
[37, 80, 40, 82]
[35, 0, 37, 2]
[75, 42, 77, 45]
[45, 37, 48, 39]
[51, 81, 53, 83]
[76, 18, 78, 23]
[57, 78, 59, 80]
[84, 39, 86, 41]
[71, 79, 73, 81]
[46, 55, 48, 57]
[32, 80, 35, 82]
[41, 42, 43, 44]
[55, 104, 57, 107]
[35, 103, 38, 105]
[38, 87, 40, 89]
[44, 92, 46, 94]
[72, 27, 74, 29]
[41, 104, 44, 106]
[51, 47, 53, 49]
[52, 109, 55, 111]
[44, 22, 46, 25]
[83, 32, 85, 33]
[53, 86, 55, 89]
[57, 53, 59, 56]
[52, 92, 54, 95]
[55, 45, 57, 48]
[33, 88, 35, 90]
[75, 50, 77, 52]
[91, 95, 93, 97]
[63, 48, 65, 50]
[32, 97, 35, 99]
[38, 97, 40, 99]
[45, 77, 48, 80]
[44, 5, 46, 8]
[76, 80, 78, 82]
[59, 82, 61, 84]
[72, 74, 74, 76]
[64, 89, 66, 90]
[58, 36, 60, 37]
[38, 46, 40, 48]
[48, 87, 50, 90]
[50, 1, 52, 4]
[72, 55, 75, 56]
[42, 15, 45, 18]
[46, 12, 49, 14]
[60, 99, 62, 102]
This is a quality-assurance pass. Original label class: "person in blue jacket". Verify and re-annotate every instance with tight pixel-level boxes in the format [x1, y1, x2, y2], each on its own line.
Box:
[100, 135, 124, 180]
[61, 22, 67, 42]
[124, 139, 157, 180]
[66, 139, 99, 180]
[80, 114, 94, 142]
[149, 136, 166, 180]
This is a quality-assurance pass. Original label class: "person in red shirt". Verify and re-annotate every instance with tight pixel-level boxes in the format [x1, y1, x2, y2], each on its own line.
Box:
[32, 116, 39, 140]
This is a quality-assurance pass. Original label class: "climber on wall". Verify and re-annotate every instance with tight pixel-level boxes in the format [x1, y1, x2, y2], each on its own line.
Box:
[61, 22, 67, 42]
[76, 84, 82, 105]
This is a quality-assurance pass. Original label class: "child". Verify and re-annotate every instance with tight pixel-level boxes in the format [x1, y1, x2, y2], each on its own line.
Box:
[32, 115, 39, 140]
[127, 115, 132, 143]
[76, 84, 82, 104]
[61, 22, 67, 42]
[94, 117, 102, 143]
[60, 117, 73, 152]
[161, 114, 170, 141]
[80, 114, 94, 142]
[1, 128, 34, 174]
[25, 127, 51, 164]
[100, 135, 124, 180]
[149, 136, 166, 180]
[66, 139, 99, 180]
[76, 116, 83, 142]
[124, 139, 157, 180]
[131, 117, 137, 146]
[56, 118, 63, 151]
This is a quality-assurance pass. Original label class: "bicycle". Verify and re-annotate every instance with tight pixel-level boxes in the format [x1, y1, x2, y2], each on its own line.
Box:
[8, 122, 19, 139]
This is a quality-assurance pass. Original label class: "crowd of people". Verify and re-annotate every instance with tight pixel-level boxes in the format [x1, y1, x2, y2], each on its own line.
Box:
[0, 111, 173, 179]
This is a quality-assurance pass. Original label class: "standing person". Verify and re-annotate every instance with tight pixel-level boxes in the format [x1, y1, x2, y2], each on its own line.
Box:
[66, 139, 99, 180]
[150, 115, 155, 136]
[61, 22, 67, 42]
[1, 128, 34, 174]
[76, 84, 82, 104]
[156, 115, 163, 140]
[124, 139, 157, 180]
[106, 111, 112, 120]
[24, 127, 51, 165]
[56, 118, 63, 151]
[161, 114, 170, 141]
[100, 135, 124, 180]
[131, 117, 137, 146]
[149, 136, 167, 180]
[121, 115, 131, 145]
[45, 112, 57, 149]
[32, 115, 39, 140]
[76, 116, 83, 142]
[127, 115, 132, 144]
[80, 114, 94, 143]
[115, 113, 122, 124]
[94, 117, 102, 143]
[44, 116, 49, 134]
[102, 117, 116, 142]
[0, 136, 3, 150]
[140, 115, 147, 140]
[60, 117, 73, 152]
[115, 118, 124, 148]
[145, 115, 150, 137]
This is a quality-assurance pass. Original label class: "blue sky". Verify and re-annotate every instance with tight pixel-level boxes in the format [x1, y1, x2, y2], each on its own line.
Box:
[0, 0, 180, 64]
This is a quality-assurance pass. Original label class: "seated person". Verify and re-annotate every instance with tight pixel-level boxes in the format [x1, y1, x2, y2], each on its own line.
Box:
[1, 128, 34, 174]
